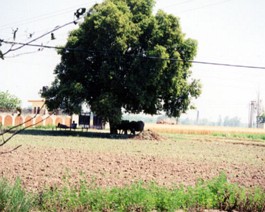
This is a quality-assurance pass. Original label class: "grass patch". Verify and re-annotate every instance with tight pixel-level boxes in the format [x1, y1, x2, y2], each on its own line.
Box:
[37, 173, 265, 211]
[212, 132, 265, 141]
[0, 178, 33, 212]
[1, 174, 264, 211]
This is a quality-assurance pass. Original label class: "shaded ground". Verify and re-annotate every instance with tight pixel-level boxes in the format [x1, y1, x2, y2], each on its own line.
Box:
[0, 130, 264, 192]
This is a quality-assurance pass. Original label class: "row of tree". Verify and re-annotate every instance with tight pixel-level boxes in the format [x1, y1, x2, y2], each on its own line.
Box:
[0, 91, 21, 113]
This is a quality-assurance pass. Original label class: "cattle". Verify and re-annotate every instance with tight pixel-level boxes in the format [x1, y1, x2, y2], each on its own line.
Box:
[129, 121, 144, 135]
[116, 120, 130, 134]
[116, 120, 144, 135]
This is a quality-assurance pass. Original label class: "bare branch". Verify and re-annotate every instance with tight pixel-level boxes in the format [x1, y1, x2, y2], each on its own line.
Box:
[0, 145, 22, 155]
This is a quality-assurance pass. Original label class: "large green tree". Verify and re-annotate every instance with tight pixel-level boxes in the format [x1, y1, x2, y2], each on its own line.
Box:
[42, 0, 201, 133]
[0, 91, 21, 112]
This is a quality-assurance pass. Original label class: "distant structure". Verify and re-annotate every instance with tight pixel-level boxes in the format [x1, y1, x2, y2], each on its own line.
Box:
[248, 100, 257, 128]
[0, 99, 104, 129]
[156, 115, 177, 125]
[248, 96, 264, 128]
[28, 99, 48, 115]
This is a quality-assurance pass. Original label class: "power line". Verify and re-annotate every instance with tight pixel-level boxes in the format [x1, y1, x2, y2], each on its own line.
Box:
[1, 21, 75, 56]
[1, 39, 265, 70]
[0, 7, 87, 57]
[180, 0, 233, 13]
[0, 3, 89, 31]
[191, 60, 265, 70]
[160, 0, 233, 14]
[161, 0, 196, 9]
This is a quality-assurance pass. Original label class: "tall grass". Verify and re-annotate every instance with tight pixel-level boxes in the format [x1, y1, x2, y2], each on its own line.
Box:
[1, 173, 264, 211]
[0, 178, 33, 212]
[37, 173, 265, 211]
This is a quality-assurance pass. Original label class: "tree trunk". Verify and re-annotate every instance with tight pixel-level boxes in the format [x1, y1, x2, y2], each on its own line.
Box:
[109, 120, 118, 134]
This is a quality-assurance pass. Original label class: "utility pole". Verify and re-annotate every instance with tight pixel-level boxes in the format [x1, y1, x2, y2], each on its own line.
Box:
[248, 101, 256, 128]
[196, 110, 199, 125]
[256, 92, 262, 128]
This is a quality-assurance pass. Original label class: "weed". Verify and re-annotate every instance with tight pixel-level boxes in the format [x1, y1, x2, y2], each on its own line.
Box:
[0, 178, 33, 212]
[1, 173, 264, 211]
[35, 173, 265, 211]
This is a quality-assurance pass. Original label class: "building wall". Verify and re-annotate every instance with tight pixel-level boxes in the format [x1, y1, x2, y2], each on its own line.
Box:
[0, 113, 71, 127]
[28, 100, 48, 115]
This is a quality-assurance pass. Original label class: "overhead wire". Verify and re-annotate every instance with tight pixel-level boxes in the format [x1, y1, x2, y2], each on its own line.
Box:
[1, 21, 75, 56]
[157, 0, 233, 14]
[178, 0, 233, 13]
[160, 0, 196, 9]
[0, 5, 89, 57]
[1, 39, 265, 70]
[0, 3, 89, 31]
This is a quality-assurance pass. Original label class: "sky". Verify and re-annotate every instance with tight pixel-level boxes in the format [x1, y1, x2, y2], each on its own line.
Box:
[0, 0, 265, 125]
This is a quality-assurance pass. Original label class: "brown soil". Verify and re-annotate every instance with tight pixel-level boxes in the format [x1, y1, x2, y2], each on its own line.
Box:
[133, 129, 166, 141]
[0, 132, 264, 193]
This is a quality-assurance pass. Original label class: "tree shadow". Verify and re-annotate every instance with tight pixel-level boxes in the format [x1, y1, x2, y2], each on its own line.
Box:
[19, 129, 134, 139]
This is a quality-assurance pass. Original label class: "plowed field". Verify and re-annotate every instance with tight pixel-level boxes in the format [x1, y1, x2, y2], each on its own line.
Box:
[0, 129, 264, 192]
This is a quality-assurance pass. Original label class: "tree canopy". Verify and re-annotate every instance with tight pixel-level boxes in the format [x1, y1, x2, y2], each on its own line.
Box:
[0, 90, 21, 112]
[41, 0, 201, 133]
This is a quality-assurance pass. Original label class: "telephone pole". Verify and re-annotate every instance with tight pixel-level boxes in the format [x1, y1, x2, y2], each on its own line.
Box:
[248, 101, 256, 128]
[256, 92, 262, 128]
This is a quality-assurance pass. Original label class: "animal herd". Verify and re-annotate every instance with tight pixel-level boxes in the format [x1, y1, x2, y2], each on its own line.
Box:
[56, 120, 145, 135]
[116, 120, 144, 135]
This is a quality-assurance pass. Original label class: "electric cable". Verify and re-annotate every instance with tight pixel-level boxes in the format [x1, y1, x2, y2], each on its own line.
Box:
[0, 3, 89, 31]
[1, 39, 265, 70]
[1, 6, 87, 57]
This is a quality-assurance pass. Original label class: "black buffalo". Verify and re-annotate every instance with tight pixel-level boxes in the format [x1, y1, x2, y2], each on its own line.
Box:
[116, 120, 130, 134]
[129, 121, 144, 135]
[116, 120, 144, 135]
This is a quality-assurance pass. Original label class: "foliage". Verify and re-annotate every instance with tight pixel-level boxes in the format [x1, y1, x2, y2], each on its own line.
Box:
[1, 171, 264, 211]
[223, 116, 241, 127]
[0, 173, 261, 211]
[257, 113, 265, 123]
[41, 0, 201, 133]
[0, 178, 33, 212]
[0, 90, 21, 112]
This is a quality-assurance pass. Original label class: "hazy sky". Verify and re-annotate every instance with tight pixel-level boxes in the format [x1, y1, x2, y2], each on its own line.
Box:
[1, 0, 265, 124]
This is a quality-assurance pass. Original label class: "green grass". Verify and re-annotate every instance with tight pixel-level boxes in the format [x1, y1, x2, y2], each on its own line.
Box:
[1, 173, 264, 211]
[0, 178, 33, 212]
[212, 132, 265, 141]
[37, 172, 265, 211]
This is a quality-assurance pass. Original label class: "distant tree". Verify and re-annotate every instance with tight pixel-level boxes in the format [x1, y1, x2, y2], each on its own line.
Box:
[0, 91, 21, 113]
[217, 115, 222, 126]
[257, 113, 265, 123]
[41, 0, 201, 134]
[223, 116, 241, 127]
